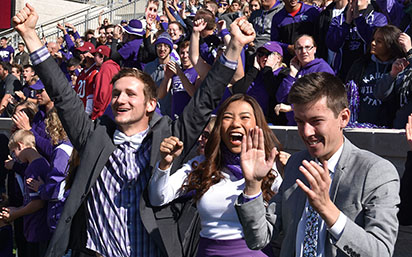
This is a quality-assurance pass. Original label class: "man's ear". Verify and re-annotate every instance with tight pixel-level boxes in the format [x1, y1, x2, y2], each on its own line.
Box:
[146, 98, 157, 114]
[339, 108, 351, 128]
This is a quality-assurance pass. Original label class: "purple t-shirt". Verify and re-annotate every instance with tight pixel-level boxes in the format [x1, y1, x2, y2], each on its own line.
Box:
[0, 45, 14, 63]
[23, 157, 52, 242]
[171, 67, 198, 119]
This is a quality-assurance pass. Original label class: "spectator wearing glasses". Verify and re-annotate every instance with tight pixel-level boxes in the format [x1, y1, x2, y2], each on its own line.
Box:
[276, 35, 334, 125]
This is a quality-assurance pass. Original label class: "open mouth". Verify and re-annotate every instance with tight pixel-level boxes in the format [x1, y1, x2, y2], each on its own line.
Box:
[230, 132, 244, 145]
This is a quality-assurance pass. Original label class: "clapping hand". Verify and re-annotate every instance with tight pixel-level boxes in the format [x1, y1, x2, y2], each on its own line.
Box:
[27, 176, 45, 192]
[241, 126, 278, 195]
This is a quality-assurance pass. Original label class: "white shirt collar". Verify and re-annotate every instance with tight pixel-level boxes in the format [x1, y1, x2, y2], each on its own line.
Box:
[113, 127, 150, 150]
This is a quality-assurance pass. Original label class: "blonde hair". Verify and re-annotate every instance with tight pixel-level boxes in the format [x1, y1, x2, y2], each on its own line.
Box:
[45, 108, 68, 145]
[8, 130, 36, 150]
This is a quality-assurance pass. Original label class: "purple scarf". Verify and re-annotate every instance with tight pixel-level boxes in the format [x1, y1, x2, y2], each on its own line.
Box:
[221, 144, 243, 180]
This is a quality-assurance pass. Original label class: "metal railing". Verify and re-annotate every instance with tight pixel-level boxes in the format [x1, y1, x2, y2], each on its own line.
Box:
[1, 0, 144, 49]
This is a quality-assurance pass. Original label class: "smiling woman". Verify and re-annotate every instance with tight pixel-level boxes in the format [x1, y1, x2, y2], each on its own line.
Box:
[149, 94, 286, 257]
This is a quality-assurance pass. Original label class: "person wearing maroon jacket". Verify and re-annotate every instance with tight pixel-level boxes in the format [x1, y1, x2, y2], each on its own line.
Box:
[73, 42, 99, 116]
[90, 45, 120, 120]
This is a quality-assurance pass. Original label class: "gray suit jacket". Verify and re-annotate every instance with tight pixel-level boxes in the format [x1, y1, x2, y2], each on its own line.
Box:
[235, 138, 400, 257]
[33, 54, 235, 257]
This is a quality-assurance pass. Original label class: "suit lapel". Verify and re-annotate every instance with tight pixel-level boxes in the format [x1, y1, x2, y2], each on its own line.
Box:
[329, 138, 352, 202]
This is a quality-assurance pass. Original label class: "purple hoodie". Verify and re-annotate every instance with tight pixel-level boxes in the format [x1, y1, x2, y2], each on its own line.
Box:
[276, 58, 334, 125]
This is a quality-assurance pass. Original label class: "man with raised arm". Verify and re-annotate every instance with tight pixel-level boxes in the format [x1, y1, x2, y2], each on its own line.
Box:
[236, 72, 400, 257]
[13, 3, 255, 257]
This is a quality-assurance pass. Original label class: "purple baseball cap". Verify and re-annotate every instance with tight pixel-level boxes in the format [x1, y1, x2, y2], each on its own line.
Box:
[258, 41, 283, 56]
[30, 79, 44, 90]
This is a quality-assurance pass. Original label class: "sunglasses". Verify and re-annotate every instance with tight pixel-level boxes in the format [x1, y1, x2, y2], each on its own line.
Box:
[219, 3, 228, 7]
[257, 51, 270, 57]
[35, 89, 44, 94]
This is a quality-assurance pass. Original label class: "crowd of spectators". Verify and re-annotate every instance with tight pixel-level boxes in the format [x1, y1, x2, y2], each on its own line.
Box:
[0, 0, 412, 256]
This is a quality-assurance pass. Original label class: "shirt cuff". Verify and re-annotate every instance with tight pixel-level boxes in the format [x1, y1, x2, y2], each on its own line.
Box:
[328, 211, 347, 241]
[30, 46, 51, 66]
[238, 191, 262, 204]
[219, 53, 238, 70]
[155, 161, 172, 174]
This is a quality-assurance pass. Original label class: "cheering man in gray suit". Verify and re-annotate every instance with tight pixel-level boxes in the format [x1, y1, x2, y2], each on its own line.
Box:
[236, 72, 400, 257]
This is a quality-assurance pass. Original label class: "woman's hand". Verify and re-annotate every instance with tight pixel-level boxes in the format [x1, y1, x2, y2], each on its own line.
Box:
[241, 127, 278, 195]
[159, 136, 184, 170]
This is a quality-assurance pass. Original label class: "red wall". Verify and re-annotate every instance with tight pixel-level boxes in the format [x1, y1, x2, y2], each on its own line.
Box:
[0, 0, 12, 29]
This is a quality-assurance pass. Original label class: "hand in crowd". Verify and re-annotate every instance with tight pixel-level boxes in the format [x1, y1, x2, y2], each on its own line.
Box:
[229, 17, 255, 46]
[217, 20, 227, 34]
[253, 55, 260, 70]
[287, 44, 295, 55]
[278, 151, 291, 167]
[159, 136, 184, 170]
[65, 23, 76, 32]
[12, 111, 31, 131]
[56, 23, 65, 32]
[193, 18, 207, 33]
[265, 53, 281, 71]
[179, 1, 187, 19]
[4, 156, 14, 171]
[274, 103, 292, 115]
[399, 33, 412, 53]
[14, 91, 25, 100]
[289, 56, 301, 77]
[26, 177, 45, 192]
[406, 114, 412, 151]
[390, 58, 409, 78]
[345, 0, 360, 24]
[241, 126, 278, 195]
[165, 61, 177, 78]
[0, 207, 17, 223]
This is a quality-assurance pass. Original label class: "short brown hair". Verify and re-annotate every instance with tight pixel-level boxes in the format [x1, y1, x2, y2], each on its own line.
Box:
[288, 72, 348, 117]
[111, 68, 157, 103]
[8, 130, 36, 150]
[194, 9, 216, 31]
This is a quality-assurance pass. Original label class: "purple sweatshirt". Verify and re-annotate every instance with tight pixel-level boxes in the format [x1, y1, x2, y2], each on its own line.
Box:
[31, 106, 53, 160]
[38, 141, 73, 231]
[326, 5, 387, 78]
[276, 58, 334, 124]
[23, 157, 52, 242]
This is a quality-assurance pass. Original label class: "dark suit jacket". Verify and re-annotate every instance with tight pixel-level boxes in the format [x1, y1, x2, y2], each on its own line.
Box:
[236, 138, 400, 257]
[33, 55, 235, 257]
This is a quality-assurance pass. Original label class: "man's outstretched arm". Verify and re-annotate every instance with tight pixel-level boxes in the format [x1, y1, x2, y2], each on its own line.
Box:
[13, 3, 93, 150]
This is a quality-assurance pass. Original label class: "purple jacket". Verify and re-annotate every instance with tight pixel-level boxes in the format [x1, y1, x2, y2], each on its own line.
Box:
[326, 5, 387, 77]
[31, 106, 53, 160]
[376, 0, 405, 27]
[270, 3, 320, 56]
[38, 140, 73, 232]
[276, 58, 334, 125]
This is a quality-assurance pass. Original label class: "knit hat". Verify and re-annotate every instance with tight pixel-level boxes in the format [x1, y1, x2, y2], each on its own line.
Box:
[76, 42, 95, 52]
[258, 41, 283, 56]
[123, 19, 144, 37]
[155, 32, 173, 50]
[91, 45, 111, 58]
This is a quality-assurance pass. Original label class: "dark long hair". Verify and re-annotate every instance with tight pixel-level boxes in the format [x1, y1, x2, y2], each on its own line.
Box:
[183, 94, 283, 202]
[372, 25, 405, 60]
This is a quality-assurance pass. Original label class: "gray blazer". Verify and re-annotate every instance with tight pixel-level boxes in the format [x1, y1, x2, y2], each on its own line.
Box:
[235, 138, 400, 257]
[33, 54, 235, 257]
